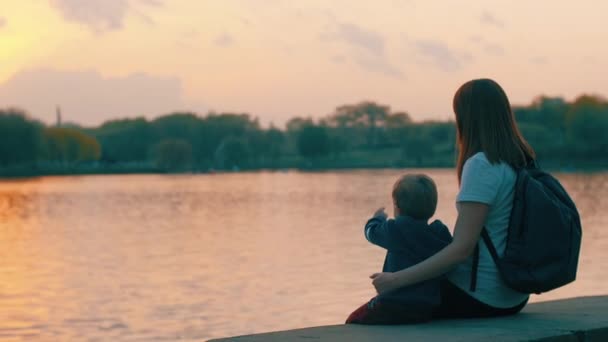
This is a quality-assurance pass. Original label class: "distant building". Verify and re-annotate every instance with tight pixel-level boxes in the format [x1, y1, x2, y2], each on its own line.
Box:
[56, 105, 62, 127]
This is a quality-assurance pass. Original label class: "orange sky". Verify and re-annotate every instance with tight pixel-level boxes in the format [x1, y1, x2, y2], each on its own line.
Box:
[0, 0, 607, 127]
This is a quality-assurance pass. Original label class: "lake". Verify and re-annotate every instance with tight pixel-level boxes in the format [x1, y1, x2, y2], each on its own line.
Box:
[0, 170, 606, 341]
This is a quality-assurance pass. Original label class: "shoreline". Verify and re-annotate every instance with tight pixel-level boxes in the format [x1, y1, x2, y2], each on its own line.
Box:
[1, 162, 607, 179]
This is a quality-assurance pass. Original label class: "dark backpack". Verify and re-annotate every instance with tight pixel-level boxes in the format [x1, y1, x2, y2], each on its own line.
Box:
[470, 162, 582, 294]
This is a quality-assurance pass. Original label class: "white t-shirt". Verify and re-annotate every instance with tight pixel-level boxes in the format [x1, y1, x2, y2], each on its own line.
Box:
[447, 152, 530, 308]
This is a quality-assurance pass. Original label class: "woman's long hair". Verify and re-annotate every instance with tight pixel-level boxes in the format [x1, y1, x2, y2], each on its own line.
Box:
[453, 79, 536, 183]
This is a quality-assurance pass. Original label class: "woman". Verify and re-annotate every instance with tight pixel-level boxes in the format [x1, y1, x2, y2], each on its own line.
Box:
[371, 78, 534, 318]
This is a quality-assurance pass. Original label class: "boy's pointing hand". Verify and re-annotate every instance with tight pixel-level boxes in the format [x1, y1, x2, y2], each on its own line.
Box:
[373, 207, 388, 220]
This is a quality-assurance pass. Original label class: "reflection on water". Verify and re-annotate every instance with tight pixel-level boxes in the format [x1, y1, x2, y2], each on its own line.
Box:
[0, 171, 606, 340]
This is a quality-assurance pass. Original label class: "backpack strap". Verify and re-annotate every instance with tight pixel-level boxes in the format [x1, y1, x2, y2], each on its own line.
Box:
[481, 228, 500, 264]
[469, 243, 480, 291]
[470, 227, 499, 292]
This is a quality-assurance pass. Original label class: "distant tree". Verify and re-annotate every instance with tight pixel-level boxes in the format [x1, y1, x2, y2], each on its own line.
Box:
[205, 112, 258, 133]
[152, 112, 201, 140]
[327, 132, 348, 159]
[0, 109, 44, 166]
[197, 113, 259, 166]
[152, 139, 193, 171]
[385, 111, 412, 127]
[534, 96, 568, 136]
[419, 121, 456, 160]
[93, 117, 155, 162]
[514, 96, 569, 154]
[43, 127, 101, 163]
[565, 95, 608, 159]
[518, 123, 555, 158]
[400, 126, 434, 166]
[78, 135, 102, 162]
[214, 136, 250, 169]
[245, 125, 284, 167]
[296, 125, 331, 160]
[259, 127, 285, 164]
[331, 101, 390, 147]
[286, 117, 314, 133]
[284, 116, 315, 157]
[5, 90, 608, 174]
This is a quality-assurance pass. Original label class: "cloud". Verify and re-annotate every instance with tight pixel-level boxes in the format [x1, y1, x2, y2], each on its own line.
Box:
[414, 40, 470, 72]
[480, 10, 505, 29]
[323, 22, 385, 57]
[469, 35, 505, 56]
[484, 43, 505, 56]
[530, 56, 548, 65]
[320, 21, 403, 78]
[0, 17, 6, 29]
[240, 17, 252, 26]
[469, 35, 483, 43]
[140, 0, 163, 6]
[331, 55, 346, 64]
[214, 33, 235, 47]
[49, 0, 163, 33]
[183, 29, 199, 38]
[0, 69, 202, 125]
[353, 55, 405, 79]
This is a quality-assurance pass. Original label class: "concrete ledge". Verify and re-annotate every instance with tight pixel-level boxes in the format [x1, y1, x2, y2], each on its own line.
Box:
[209, 296, 608, 342]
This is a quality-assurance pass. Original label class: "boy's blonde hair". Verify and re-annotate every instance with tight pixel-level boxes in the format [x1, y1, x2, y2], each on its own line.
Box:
[392, 174, 438, 220]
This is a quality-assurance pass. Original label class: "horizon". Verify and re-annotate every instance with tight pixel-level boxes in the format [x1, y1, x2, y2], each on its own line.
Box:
[1, 1, 607, 128]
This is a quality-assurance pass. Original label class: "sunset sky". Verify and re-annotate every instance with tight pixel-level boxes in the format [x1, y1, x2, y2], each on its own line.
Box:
[1, 0, 607, 127]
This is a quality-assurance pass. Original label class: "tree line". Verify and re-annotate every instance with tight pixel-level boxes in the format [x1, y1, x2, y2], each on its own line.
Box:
[1, 94, 607, 174]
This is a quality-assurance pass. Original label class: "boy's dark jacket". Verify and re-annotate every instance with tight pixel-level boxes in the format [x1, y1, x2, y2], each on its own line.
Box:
[365, 215, 453, 307]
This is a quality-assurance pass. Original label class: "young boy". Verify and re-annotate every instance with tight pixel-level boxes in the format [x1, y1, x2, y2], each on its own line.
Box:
[346, 174, 453, 324]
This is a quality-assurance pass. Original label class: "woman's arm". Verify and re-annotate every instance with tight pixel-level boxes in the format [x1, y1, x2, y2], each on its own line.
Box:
[371, 202, 489, 294]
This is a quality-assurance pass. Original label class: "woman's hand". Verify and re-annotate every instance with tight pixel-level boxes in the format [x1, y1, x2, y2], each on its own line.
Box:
[370, 272, 398, 294]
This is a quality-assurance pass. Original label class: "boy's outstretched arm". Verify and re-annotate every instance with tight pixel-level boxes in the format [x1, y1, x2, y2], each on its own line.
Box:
[364, 207, 397, 250]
